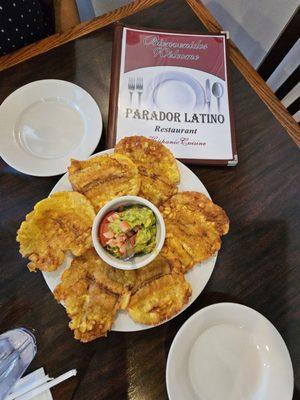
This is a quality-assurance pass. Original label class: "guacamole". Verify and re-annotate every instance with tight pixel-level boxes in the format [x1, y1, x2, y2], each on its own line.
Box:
[99, 205, 157, 259]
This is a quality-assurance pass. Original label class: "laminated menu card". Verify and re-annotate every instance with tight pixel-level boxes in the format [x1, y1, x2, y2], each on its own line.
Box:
[107, 24, 237, 165]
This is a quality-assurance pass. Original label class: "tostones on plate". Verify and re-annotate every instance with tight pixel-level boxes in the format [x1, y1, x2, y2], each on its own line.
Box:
[115, 136, 180, 206]
[68, 153, 141, 211]
[54, 248, 136, 342]
[127, 254, 191, 325]
[128, 273, 191, 325]
[160, 191, 229, 273]
[17, 191, 95, 272]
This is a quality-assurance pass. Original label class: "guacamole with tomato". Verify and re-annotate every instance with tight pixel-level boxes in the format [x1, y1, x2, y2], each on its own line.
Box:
[99, 205, 157, 259]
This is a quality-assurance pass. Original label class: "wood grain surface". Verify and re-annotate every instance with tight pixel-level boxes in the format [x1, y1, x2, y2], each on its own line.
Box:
[0, 1, 299, 399]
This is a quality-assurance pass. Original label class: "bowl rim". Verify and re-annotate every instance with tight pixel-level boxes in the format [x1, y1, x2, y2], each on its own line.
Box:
[92, 195, 166, 270]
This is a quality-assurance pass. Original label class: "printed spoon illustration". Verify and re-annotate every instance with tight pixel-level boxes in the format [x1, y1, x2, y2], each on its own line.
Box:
[205, 79, 211, 114]
[212, 82, 224, 113]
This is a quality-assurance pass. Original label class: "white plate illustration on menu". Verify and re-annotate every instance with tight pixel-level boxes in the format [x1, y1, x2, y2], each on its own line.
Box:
[146, 70, 205, 111]
[166, 303, 294, 400]
[0, 80, 102, 177]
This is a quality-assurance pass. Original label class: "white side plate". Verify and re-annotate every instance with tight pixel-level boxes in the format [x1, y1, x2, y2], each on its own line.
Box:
[166, 303, 294, 400]
[0, 80, 102, 176]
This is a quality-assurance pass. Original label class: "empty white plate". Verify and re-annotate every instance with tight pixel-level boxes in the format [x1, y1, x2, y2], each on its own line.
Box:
[0, 80, 102, 176]
[166, 303, 294, 400]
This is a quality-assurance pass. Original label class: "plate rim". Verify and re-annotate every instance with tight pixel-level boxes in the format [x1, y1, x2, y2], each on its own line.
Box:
[166, 302, 294, 400]
[0, 79, 103, 177]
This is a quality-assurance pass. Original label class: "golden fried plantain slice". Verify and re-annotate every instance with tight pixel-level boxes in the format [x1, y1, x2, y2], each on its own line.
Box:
[133, 254, 181, 292]
[68, 153, 141, 211]
[128, 273, 191, 325]
[115, 136, 180, 206]
[138, 175, 178, 207]
[160, 192, 229, 273]
[161, 220, 222, 272]
[17, 192, 95, 272]
[79, 248, 137, 296]
[54, 248, 136, 342]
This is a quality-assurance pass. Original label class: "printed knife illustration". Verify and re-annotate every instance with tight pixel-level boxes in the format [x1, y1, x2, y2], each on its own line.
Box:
[205, 79, 211, 114]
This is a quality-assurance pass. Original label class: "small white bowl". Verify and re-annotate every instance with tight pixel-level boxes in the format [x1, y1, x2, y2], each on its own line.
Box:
[92, 196, 166, 270]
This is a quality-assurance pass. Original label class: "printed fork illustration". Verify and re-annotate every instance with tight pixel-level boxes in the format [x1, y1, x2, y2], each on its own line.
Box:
[128, 77, 135, 105]
[136, 77, 143, 106]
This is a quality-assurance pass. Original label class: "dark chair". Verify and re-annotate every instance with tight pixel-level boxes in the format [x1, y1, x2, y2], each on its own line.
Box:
[257, 5, 299, 123]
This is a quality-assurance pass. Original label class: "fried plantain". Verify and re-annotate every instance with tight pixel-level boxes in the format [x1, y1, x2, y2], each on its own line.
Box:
[81, 248, 137, 295]
[160, 192, 229, 272]
[128, 273, 191, 325]
[115, 136, 180, 206]
[133, 254, 181, 292]
[68, 153, 141, 211]
[54, 248, 136, 341]
[17, 192, 95, 272]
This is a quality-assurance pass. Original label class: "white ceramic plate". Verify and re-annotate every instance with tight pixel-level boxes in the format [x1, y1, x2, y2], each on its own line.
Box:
[0, 80, 102, 176]
[42, 149, 217, 332]
[166, 303, 294, 400]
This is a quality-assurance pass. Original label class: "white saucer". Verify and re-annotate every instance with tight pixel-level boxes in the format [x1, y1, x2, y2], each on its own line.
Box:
[0, 80, 102, 176]
[166, 303, 294, 400]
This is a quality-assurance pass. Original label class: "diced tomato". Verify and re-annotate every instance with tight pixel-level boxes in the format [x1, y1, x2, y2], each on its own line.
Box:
[99, 221, 110, 246]
[104, 211, 115, 220]
[119, 244, 127, 255]
[117, 233, 126, 241]
[129, 234, 136, 246]
[99, 211, 117, 246]
[120, 220, 131, 232]
[107, 238, 118, 247]
[106, 234, 125, 249]
[107, 212, 119, 222]
[99, 209, 138, 259]
[103, 231, 114, 239]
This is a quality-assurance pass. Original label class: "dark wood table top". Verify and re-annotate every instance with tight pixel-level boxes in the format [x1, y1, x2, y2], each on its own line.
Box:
[0, 0, 299, 399]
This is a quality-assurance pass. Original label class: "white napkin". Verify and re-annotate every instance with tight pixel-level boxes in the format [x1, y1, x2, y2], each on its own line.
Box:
[6, 368, 76, 400]
[7, 368, 53, 400]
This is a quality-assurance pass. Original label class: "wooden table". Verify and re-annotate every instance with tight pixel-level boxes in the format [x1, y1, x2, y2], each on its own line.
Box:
[0, 1, 299, 399]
